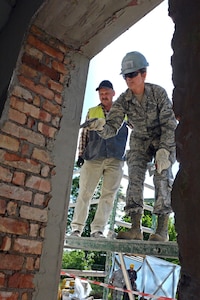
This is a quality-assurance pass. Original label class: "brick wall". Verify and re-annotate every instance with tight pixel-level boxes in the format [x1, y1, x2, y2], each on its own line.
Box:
[0, 25, 74, 299]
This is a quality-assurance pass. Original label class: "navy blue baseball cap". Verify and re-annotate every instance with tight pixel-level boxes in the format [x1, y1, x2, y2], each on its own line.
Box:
[96, 80, 113, 91]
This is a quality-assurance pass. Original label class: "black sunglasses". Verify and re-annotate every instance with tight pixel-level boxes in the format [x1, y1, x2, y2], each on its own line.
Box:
[123, 71, 140, 79]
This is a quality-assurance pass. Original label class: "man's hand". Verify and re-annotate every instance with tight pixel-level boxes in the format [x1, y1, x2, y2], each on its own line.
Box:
[76, 156, 84, 168]
[80, 118, 105, 131]
[155, 148, 171, 174]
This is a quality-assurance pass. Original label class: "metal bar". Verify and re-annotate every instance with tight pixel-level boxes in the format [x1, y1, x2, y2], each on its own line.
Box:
[64, 237, 179, 258]
[61, 269, 106, 277]
[118, 252, 135, 300]
[115, 220, 154, 234]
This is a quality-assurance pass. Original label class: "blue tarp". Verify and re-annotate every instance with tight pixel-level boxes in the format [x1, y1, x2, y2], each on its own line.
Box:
[113, 254, 180, 299]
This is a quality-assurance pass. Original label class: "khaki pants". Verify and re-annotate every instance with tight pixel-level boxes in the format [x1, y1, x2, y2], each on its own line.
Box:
[71, 158, 124, 234]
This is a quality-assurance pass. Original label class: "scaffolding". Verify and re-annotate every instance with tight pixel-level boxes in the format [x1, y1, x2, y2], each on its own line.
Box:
[64, 172, 179, 300]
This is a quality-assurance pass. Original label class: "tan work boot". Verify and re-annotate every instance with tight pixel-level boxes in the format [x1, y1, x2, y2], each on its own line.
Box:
[149, 214, 169, 242]
[116, 213, 143, 240]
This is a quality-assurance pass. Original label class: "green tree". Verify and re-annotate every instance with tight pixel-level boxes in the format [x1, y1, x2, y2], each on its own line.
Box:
[62, 249, 94, 270]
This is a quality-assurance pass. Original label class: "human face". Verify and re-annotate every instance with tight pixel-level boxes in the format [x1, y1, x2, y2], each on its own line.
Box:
[124, 70, 146, 94]
[98, 88, 115, 111]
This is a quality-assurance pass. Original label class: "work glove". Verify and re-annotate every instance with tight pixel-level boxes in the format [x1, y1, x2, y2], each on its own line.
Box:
[155, 148, 171, 174]
[80, 118, 105, 131]
[76, 156, 84, 168]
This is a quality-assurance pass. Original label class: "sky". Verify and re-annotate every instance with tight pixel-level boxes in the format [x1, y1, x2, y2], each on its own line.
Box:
[80, 0, 179, 197]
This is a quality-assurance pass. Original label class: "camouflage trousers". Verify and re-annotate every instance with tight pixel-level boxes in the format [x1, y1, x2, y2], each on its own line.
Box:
[125, 138, 175, 216]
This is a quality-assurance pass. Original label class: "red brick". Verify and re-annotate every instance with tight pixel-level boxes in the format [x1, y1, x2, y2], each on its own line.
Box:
[59, 73, 65, 84]
[0, 133, 19, 152]
[0, 182, 32, 202]
[0, 199, 6, 214]
[39, 110, 51, 122]
[27, 117, 36, 129]
[29, 223, 39, 237]
[26, 175, 51, 193]
[20, 205, 48, 223]
[12, 172, 26, 186]
[40, 227, 45, 238]
[21, 143, 31, 156]
[12, 86, 33, 101]
[0, 236, 11, 251]
[0, 217, 29, 235]
[41, 165, 50, 177]
[10, 97, 40, 119]
[26, 256, 35, 270]
[52, 116, 61, 128]
[38, 122, 57, 138]
[52, 60, 67, 74]
[8, 108, 27, 124]
[30, 24, 44, 38]
[42, 99, 62, 116]
[40, 74, 48, 85]
[22, 292, 29, 300]
[8, 273, 34, 289]
[56, 42, 68, 54]
[33, 95, 40, 106]
[2, 151, 40, 174]
[0, 291, 19, 299]
[13, 238, 42, 255]
[0, 166, 12, 182]
[19, 75, 54, 100]
[35, 257, 40, 270]
[0, 253, 24, 270]
[7, 201, 17, 216]
[32, 148, 53, 165]
[48, 79, 63, 93]
[2, 121, 45, 146]
[27, 34, 64, 61]
[25, 44, 43, 61]
[33, 193, 45, 206]
[20, 63, 38, 79]
[22, 53, 60, 81]
[0, 272, 5, 287]
[44, 55, 51, 65]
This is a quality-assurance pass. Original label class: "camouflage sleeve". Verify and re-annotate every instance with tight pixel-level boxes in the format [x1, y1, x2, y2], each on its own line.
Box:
[98, 93, 126, 139]
[155, 86, 177, 152]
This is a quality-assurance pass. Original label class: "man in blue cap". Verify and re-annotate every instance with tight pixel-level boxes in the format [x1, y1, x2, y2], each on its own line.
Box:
[70, 80, 128, 238]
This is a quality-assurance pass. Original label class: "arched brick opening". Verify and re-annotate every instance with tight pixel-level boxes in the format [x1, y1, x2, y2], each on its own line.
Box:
[0, 1, 199, 299]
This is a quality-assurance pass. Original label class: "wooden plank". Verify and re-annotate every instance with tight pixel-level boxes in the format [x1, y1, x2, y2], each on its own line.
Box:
[64, 237, 179, 258]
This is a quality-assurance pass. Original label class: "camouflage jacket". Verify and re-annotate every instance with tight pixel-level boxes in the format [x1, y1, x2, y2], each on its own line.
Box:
[98, 83, 177, 153]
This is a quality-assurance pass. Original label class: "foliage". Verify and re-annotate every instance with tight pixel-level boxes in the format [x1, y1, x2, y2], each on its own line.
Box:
[62, 250, 94, 270]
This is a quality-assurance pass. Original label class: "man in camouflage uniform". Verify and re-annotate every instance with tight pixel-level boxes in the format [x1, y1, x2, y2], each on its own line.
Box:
[84, 51, 177, 242]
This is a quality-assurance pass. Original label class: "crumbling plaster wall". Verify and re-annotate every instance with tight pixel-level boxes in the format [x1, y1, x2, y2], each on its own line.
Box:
[170, 0, 200, 299]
